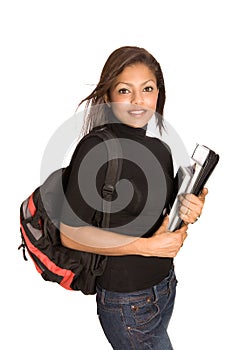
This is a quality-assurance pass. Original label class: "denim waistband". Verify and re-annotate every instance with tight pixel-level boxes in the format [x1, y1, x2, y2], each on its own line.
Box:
[96, 265, 175, 305]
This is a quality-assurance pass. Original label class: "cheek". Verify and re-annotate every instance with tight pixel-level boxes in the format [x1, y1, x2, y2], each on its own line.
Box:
[111, 103, 126, 119]
[145, 94, 158, 110]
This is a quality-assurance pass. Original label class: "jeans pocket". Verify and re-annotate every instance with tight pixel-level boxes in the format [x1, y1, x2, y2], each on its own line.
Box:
[127, 297, 160, 327]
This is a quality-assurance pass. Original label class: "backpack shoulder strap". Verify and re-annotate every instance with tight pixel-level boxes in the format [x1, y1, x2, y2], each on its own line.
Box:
[90, 127, 123, 228]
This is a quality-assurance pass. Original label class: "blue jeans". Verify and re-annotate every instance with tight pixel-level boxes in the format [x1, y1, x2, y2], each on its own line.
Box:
[96, 267, 177, 349]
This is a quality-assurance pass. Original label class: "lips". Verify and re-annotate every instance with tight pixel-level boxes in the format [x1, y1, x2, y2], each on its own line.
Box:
[128, 109, 147, 116]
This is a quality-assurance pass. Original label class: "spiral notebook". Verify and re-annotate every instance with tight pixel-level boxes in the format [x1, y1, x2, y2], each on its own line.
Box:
[168, 144, 220, 231]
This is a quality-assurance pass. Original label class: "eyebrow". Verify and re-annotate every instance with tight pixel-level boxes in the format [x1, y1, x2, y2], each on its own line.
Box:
[113, 79, 156, 88]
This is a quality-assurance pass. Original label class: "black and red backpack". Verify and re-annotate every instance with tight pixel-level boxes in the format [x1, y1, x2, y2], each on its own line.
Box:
[19, 127, 122, 295]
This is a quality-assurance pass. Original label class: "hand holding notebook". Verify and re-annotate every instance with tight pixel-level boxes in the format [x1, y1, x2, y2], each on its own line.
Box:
[168, 144, 220, 231]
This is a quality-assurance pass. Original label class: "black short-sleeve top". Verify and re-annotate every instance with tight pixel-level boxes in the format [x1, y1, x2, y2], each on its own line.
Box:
[61, 120, 176, 292]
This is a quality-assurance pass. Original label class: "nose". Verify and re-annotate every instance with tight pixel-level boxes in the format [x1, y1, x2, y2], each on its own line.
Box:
[131, 91, 143, 105]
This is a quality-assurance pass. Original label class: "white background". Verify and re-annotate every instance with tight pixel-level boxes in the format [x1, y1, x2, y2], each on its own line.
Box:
[1, 0, 232, 349]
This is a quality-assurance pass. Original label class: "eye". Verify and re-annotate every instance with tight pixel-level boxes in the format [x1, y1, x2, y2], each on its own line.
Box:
[143, 86, 154, 92]
[118, 88, 130, 94]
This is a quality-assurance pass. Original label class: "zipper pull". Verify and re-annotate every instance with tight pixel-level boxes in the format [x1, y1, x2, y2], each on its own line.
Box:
[18, 232, 28, 261]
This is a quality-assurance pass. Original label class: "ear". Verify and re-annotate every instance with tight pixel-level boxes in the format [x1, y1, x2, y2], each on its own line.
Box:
[104, 94, 111, 107]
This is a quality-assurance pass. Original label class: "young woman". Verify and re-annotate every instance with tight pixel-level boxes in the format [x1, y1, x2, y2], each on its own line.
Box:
[60, 46, 207, 349]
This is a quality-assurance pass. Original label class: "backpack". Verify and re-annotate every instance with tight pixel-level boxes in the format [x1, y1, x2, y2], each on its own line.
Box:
[19, 127, 122, 295]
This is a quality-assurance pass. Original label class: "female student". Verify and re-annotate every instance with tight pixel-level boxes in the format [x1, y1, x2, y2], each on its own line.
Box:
[60, 46, 207, 349]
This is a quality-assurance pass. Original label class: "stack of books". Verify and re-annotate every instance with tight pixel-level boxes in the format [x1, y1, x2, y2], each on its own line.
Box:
[168, 144, 220, 231]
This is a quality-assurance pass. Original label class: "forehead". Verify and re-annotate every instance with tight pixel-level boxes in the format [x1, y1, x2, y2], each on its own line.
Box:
[115, 63, 156, 84]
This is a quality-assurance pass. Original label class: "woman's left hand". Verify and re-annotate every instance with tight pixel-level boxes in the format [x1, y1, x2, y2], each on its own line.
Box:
[178, 188, 208, 224]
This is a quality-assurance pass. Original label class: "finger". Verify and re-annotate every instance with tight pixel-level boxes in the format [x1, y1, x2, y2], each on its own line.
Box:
[160, 215, 169, 229]
[179, 193, 205, 218]
[178, 195, 199, 216]
[179, 204, 191, 216]
[175, 227, 188, 246]
[179, 200, 198, 220]
[156, 215, 169, 234]
[179, 208, 199, 224]
[177, 223, 188, 233]
[198, 187, 208, 201]
[180, 193, 201, 206]
[182, 187, 208, 205]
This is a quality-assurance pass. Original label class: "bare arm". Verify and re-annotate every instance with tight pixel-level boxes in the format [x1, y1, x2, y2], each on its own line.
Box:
[60, 188, 208, 258]
[60, 216, 188, 258]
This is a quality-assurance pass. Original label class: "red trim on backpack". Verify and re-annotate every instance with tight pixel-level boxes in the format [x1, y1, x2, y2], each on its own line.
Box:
[28, 194, 36, 216]
[20, 223, 75, 290]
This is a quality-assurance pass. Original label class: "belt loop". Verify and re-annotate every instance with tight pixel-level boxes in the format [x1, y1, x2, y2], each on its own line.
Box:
[101, 288, 106, 305]
[168, 265, 175, 296]
[152, 285, 158, 303]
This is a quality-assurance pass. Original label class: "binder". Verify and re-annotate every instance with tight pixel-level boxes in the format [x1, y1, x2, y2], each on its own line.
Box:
[168, 144, 220, 231]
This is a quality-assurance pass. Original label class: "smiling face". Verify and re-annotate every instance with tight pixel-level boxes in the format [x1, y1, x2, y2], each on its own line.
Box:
[107, 63, 159, 128]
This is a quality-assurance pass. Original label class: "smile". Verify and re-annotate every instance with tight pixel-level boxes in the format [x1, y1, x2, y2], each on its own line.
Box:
[128, 109, 147, 116]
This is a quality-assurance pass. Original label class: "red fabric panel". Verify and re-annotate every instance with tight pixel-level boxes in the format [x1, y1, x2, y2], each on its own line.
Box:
[20, 223, 75, 290]
[28, 194, 37, 216]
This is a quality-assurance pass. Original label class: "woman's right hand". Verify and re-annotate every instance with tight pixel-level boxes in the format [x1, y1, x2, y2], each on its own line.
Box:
[143, 216, 188, 258]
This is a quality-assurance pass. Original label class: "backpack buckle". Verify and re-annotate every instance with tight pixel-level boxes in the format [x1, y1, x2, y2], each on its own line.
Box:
[102, 184, 115, 201]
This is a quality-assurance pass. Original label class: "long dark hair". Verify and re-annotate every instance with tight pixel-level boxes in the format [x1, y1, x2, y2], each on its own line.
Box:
[79, 46, 166, 135]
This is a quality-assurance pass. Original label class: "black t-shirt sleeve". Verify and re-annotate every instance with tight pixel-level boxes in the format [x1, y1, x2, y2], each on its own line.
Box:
[61, 135, 108, 227]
